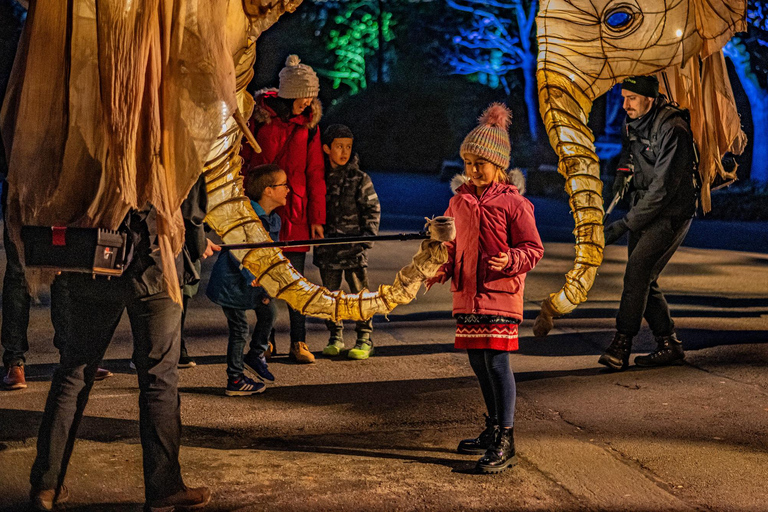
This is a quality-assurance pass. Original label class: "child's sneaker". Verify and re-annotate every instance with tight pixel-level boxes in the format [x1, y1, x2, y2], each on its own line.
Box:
[347, 339, 373, 360]
[243, 351, 275, 382]
[322, 336, 345, 356]
[225, 375, 265, 396]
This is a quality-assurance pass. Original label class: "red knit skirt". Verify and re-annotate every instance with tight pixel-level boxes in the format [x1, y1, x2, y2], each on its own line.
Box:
[454, 314, 519, 351]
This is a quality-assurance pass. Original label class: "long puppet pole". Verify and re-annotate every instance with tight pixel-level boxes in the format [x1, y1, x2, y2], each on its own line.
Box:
[220, 232, 430, 251]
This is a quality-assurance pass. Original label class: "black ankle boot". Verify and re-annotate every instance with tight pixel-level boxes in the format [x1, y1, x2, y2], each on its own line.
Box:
[457, 415, 497, 455]
[476, 427, 517, 473]
[635, 333, 685, 367]
[598, 332, 633, 371]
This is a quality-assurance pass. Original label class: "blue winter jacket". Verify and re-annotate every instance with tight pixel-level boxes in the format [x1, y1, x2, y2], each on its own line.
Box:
[206, 201, 280, 309]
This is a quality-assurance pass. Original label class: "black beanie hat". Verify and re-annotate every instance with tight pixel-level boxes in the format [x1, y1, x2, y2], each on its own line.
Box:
[322, 124, 354, 146]
[621, 75, 659, 98]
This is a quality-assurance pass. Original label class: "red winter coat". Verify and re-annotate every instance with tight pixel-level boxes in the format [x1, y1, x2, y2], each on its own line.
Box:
[436, 181, 544, 325]
[241, 89, 326, 251]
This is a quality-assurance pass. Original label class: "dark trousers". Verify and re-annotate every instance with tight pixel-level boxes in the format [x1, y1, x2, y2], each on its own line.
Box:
[284, 251, 307, 343]
[318, 267, 373, 339]
[30, 273, 185, 502]
[467, 349, 516, 428]
[616, 216, 692, 337]
[2, 187, 67, 367]
[222, 299, 277, 379]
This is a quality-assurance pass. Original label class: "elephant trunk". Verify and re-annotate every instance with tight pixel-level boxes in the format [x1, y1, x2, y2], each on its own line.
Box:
[534, 69, 605, 337]
[201, 37, 452, 322]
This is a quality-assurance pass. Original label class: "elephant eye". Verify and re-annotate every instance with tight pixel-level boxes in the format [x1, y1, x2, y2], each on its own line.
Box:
[603, 5, 639, 32]
[606, 11, 632, 29]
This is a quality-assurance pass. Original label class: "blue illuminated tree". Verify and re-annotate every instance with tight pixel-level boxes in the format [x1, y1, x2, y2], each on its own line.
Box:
[724, 2, 768, 185]
[443, 0, 538, 141]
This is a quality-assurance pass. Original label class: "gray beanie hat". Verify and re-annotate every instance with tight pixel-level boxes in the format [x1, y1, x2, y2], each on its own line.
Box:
[278, 55, 320, 99]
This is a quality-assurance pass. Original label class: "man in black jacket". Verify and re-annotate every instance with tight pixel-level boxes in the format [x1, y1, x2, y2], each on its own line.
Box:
[599, 75, 698, 371]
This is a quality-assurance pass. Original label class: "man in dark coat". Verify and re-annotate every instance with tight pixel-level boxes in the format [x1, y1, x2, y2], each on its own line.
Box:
[599, 75, 699, 371]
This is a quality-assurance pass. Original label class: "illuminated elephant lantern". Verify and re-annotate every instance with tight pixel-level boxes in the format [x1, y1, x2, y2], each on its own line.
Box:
[533, 0, 748, 336]
[0, 0, 452, 321]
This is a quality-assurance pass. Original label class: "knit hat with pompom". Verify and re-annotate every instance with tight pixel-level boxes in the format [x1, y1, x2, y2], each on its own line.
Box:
[460, 103, 512, 170]
[278, 55, 320, 99]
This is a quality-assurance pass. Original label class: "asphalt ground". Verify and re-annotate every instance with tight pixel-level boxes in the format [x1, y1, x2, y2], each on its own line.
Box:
[0, 175, 767, 511]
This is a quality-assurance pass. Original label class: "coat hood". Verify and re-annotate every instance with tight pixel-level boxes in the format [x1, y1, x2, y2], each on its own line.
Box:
[252, 87, 323, 129]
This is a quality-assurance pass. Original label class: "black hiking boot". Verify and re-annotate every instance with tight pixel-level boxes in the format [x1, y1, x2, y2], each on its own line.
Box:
[476, 427, 517, 474]
[634, 333, 685, 367]
[598, 332, 633, 371]
[457, 414, 498, 455]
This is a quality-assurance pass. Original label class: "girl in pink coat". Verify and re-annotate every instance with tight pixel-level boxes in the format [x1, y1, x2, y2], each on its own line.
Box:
[427, 103, 544, 473]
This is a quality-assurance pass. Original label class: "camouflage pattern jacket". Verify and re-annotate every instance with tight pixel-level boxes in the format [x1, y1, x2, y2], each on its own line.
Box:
[313, 156, 380, 269]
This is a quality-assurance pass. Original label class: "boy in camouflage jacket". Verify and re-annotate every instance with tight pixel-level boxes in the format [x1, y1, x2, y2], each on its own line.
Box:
[314, 125, 381, 359]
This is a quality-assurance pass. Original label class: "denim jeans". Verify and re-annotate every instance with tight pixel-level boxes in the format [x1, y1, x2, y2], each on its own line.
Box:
[30, 272, 185, 502]
[222, 297, 277, 379]
[284, 251, 307, 343]
[616, 216, 692, 337]
[318, 267, 373, 339]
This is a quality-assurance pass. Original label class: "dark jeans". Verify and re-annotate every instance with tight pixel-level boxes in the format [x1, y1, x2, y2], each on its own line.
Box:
[222, 298, 277, 379]
[284, 251, 307, 343]
[616, 216, 692, 337]
[467, 349, 516, 428]
[1, 189, 67, 367]
[30, 273, 185, 502]
[318, 267, 373, 339]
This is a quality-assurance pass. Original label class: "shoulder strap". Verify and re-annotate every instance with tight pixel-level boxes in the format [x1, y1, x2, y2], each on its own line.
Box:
[272, 125, 299, 165]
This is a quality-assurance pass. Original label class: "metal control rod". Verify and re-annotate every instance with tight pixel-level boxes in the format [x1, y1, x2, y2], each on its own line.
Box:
[220, 232, 430, 251]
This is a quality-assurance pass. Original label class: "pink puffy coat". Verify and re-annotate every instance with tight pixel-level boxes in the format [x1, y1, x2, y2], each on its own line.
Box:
[437, 181, 544, 324]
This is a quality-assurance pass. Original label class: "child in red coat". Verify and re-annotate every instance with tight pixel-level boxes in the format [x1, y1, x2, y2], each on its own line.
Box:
[427, 103, 544, 473]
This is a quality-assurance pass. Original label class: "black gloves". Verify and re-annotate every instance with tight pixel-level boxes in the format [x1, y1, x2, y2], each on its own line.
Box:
[604, 219, 629, 246]
[612, 170, 633, 199]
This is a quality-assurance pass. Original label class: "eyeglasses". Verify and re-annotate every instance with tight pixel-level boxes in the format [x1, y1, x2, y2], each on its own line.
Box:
[268, 182, 290, 190]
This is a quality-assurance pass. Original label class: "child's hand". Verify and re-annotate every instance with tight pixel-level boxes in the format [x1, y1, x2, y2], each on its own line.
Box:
[425, 271, 445, 291]
[311, 224, 324, 239]
[250, 279, 259, 287]
[488, 252, 509, 271]
[201, 238, 222, 259]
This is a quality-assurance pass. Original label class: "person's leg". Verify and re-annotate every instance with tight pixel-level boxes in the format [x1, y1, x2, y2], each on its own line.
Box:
[222, 307, 250, 380]
[178, 260, 201, 368]
[641, 217, 691, 336]
[466, 349, 497, 420]
[243, 297, 277, 383]
[1, 214, 31, 370]
[616, 217, 690, 336]
[284, 252, 307, 342]
[483, 350, 516, 429]
[284, 251, 314, 363]
[319, 267, 345, 356]
[30, 275, 126, 493]
[347, 267, 373, 340]
[476, 349, 517, 472]
[127, 290, 186, 503]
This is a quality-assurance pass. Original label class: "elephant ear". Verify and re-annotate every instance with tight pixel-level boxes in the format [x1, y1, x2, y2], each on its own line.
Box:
[689, 0, 748, 61]
[242, 0, 304, 38]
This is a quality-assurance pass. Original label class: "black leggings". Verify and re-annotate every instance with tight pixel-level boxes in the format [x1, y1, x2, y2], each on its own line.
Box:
[467, 349, 516, 428]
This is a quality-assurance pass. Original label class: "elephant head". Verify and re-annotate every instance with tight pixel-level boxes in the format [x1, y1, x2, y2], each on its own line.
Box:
[533, 0, 747, 336]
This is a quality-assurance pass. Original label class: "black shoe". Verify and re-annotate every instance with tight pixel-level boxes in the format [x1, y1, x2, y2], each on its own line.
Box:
[476, 427, 517, 474]
[598, 332, 633, 371]
[457, 414, 497, 455]
[634, 333, 685, 367]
